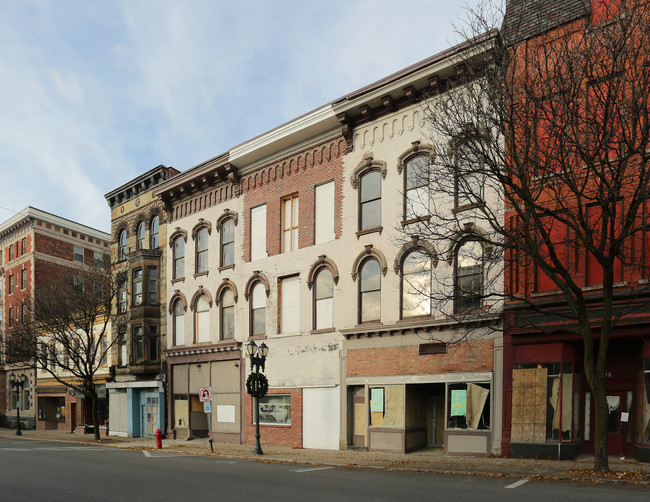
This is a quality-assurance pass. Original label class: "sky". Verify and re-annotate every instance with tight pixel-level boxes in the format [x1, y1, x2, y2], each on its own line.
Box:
[0, 0, 480, 233]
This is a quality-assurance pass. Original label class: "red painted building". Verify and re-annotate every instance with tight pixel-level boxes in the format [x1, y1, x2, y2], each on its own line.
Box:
[502, 0, 650, 462]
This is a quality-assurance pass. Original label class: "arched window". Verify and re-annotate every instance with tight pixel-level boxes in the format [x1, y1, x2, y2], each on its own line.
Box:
[220, 218, 235, 268]
[404, 155, 430, 219]
[314, 268, 333, 330]
[220, 288, 235, 340]
[196, 227, 209, 274]
[173, 299, 185, 346]
[173, 237, 184, 279]
[401, 250, 432, 318]
[194, 295, 210, 343]
[455, 240, 483, 312]
[150, 216, 160, 248]
[250, 282, 266, 337]
[359, 259, 381, 323]
[359, 170, 381, 231]
[118, 230, 127, 261]
[137, 222, 146, 250]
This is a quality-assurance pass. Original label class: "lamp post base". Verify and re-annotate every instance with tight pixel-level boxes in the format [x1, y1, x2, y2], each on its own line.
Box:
[15, 428, 22, 436]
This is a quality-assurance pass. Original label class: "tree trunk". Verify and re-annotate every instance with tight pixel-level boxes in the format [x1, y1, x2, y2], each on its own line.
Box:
[91, 392, 100, 441]
[592, 384, 609, 472]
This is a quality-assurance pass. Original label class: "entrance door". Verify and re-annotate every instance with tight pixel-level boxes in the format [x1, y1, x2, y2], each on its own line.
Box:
[142, 396, 159, 438]
[350, 386, 366, 448]
[606, 391, 629, 456]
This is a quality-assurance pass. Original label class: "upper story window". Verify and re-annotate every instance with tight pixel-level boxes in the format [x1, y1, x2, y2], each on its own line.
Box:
[454, 240, 483, 312]
[194, 294, 210, 343]
[94, 251, 103, 267]
[250, 282, 266, 337]
[118, 230, 127, 261]
[74, 245, 84, 263]
[220, 219, 235, 268]
[281, 194, 299, 252]
[150, 217, 159, 249]
[148, 267, 158, 304]
[250, 205, 267, 261]
[359, 171, 381, 231]
[314, 268, 333, 330]
[0, 276, 4, 298]
[359, 259, 381, 323]
[9, 274, 14, 295]
[220, 288, 235, 340]
[173, 299, 185, 346]
[137, 222, 146, 250]
[132, 326, 144, 363]
[132, 268, 143, 306]
[118, 278, 127, 314]
[401, 250, 432, 319]
[173, 236, 185, 279]
[21, 238, 27, 255]
[118, 331, 127, 367]
[404, 156, 430, 219]
[21, 269, 27, 290]
[196, 227, 209, 274]
[9, 245, 14, 261]
[315, 181, 335, 244]
[455, 142, 483, 209]
[279, 275, 300, 334]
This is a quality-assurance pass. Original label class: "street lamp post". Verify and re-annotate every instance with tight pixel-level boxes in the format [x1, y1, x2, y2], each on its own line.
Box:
[246, 340, 269, 455]
[9, 373, 27, 436]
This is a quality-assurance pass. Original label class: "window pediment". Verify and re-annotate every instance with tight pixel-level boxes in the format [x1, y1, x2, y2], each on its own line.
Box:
[191, 218, 212, 240]
[351, 245, 388, 281]
[307, 255, 339, 289]
[350, 154, 387, 189]
[168, 227, 188, 248]
[244, 271, 270, 300]
[216, 278, 239, 305]
[216, 208, 238, 231]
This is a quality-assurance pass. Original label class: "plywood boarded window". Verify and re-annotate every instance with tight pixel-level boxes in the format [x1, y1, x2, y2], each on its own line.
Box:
[370, 385, 403, 427]
[511, 367, 547, 442]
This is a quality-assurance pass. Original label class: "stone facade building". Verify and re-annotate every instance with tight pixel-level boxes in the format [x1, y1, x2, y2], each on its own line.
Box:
[104, 165, 179, 437]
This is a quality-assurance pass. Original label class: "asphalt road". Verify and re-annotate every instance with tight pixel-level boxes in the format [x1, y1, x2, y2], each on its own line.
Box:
[0, 438, 647, 502]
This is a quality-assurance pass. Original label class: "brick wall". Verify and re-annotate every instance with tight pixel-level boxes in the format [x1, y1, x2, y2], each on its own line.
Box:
[244, 388, 303, 448]
[242, 136, 347, 261]
[347, 340, 494, 377]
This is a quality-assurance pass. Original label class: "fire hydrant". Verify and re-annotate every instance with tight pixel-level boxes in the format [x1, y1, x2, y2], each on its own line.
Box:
[154, 429, 163, 449]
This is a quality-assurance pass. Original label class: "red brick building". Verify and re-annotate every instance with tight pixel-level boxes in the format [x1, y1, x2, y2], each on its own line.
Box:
[0, 207, 110, 431]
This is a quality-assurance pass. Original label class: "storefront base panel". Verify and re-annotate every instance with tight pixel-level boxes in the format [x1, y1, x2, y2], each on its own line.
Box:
[368, 428, 404, 453]
[37, 420, 65, 431]
[5, 416, 35, 430]
[445, 430, 490, 456]
[634, 445, 650, 463]
[510, 442, 581, 460]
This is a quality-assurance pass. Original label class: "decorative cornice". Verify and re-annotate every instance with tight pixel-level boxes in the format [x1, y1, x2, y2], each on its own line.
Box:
[165, 344, 240, 357]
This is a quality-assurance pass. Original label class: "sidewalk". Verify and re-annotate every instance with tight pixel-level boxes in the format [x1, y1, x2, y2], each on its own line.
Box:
[1, 428, 648, 485]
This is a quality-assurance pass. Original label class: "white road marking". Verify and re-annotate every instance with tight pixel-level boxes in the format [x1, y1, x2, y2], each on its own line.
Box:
[505, 479, 530, 489]
[290, 466, 334, 473]
[0, 447, 101, 451]
[141, 451, 187, 458]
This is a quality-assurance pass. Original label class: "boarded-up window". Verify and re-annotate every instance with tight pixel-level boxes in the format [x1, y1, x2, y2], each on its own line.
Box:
[279, 275, 300, 334]
[250, 205, 267, 261]
[315, 181, 335, 244]
[511, 368, 547, 442]
[195, 295, 210, 343]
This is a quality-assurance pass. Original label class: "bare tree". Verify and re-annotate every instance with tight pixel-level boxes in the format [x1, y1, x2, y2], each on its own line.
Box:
[403, 0, 650, 471]
[5, 256, 119, 441]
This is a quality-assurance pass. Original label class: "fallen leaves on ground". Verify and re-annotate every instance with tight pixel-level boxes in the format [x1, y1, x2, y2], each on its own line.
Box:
[565, 468, 649, 482]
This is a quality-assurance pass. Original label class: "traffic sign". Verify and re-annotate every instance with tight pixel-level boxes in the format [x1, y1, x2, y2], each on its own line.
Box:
[199, 386, 213, 402]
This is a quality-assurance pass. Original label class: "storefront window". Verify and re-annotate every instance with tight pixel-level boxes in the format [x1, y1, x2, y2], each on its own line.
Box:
[369, 385, 404, 427]
[258, 395, 291, 425]
[512, 363, 579, 444]
[447, 382, 490, 430]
